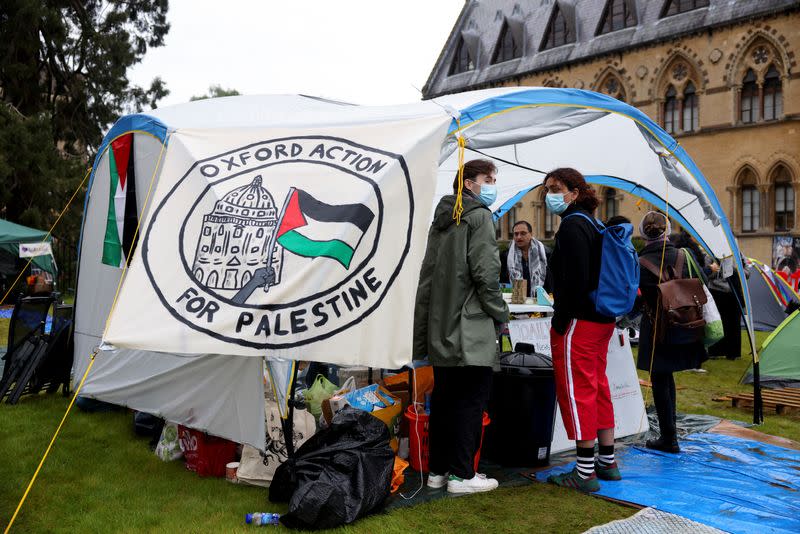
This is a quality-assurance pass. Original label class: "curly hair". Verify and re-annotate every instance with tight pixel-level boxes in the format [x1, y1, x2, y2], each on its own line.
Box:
[543, 167, 599, 213]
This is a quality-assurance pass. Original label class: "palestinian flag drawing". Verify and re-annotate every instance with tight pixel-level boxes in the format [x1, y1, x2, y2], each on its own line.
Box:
[275, 188, 374, 269]
[102, 133, 139, 267]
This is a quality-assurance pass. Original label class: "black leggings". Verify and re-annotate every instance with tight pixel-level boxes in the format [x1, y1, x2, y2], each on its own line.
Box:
[651, 371, 677, 440]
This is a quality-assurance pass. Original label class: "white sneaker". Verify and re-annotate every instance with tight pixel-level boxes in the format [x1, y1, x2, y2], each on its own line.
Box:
[427, 472, 449, 489]
[446, 473, 499, 494]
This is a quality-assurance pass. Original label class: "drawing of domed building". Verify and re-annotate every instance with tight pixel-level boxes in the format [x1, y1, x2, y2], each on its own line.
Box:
[192, 175, 283, 290]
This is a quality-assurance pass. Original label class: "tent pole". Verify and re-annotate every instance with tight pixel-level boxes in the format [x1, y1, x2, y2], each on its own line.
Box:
[281, 362, 299, 459]
[753, 361, 763, 424]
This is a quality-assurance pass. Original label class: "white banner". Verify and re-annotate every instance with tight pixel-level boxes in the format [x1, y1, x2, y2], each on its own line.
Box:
[19, 242, 52, 258]
[103, 116, 451, 369]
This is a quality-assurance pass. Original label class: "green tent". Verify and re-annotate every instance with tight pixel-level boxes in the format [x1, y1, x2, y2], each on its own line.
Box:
[0, 218, 56, 278]
[745, 310, 800, 388]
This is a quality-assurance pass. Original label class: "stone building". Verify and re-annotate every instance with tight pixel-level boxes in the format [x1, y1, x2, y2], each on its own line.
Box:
[192, 175, 283, 290]
[424, 0, 800, 264]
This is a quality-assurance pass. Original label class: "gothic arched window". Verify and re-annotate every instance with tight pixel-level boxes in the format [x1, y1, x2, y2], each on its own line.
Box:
[449, 37, 474, 76]
[737, 166, 760, 233]
[661, 0, 709, 18]
[773, 165, 795, 232]
[492, 21, 521, 64]
[740, 69, 758, 124]
[663, 85, 679, 134]
[682, 82, 698, 132]
[541, 4, 572, 50]
[763, 65, 783, 121]
[605, 188, 619, 220]
[598, 0, 635, 35]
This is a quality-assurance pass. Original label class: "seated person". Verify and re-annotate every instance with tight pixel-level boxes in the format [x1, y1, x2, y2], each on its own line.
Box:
[500, 220, 550, 296]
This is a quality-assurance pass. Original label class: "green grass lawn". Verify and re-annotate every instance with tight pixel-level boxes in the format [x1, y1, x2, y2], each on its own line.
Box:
[1, 325, 797, 533]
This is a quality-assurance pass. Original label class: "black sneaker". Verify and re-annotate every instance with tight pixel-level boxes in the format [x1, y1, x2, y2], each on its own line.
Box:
[646, 436, 680, 453]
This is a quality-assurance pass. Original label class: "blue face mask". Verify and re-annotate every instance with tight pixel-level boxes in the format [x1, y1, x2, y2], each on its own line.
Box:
[470, 180, 497, 207]
[476, 183, 497, 206]
[545, 193, 569, 214]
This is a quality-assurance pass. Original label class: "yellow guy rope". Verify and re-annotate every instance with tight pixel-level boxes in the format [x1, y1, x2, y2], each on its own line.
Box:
[0, 167, 92, 308]
[451, 126, 467, 225]
[4, 138, 168, 534]
[3, 352, 97, 534]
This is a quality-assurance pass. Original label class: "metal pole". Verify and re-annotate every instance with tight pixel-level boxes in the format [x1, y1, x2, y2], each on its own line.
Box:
[280, 361, 299, 458]
[753, 361, 763, 424]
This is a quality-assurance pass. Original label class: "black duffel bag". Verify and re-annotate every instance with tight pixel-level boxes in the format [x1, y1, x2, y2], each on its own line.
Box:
[269, 407, 394, 530]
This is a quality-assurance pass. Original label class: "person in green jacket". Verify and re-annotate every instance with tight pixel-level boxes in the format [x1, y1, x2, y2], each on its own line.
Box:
[413, 158, 509, 494]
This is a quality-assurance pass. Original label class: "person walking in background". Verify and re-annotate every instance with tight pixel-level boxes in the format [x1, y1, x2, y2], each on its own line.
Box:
[413, 159, 509, 494]
[543, 168, 619, 493]
[637, 212, 706, 453]
[500, 220, 550, 295]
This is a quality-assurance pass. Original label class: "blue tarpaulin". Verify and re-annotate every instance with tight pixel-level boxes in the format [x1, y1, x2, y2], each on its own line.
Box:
[537, 433, 800, 534]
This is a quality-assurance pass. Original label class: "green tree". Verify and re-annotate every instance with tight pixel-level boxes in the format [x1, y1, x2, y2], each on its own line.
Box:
[191, 85, 241, 101]
[0, 0, 171, 239]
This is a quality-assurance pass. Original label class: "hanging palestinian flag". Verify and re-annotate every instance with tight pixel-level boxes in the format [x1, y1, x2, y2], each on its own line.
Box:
[275, 188, 374, 269]
[102, 134, 139, 267]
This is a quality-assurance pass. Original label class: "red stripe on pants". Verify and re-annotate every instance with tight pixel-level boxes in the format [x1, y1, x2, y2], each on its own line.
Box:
[550, 320, 616, 441]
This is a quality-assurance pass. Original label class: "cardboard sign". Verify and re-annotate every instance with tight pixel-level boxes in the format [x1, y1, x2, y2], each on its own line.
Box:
[508, 317, 552, 355]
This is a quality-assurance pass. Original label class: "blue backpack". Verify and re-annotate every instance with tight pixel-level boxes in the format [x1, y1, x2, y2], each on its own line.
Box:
[563, 212, 639, 317]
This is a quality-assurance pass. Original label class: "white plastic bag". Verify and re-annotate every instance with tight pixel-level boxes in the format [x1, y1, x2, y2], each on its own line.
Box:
[701, 284, 724, 347]
[154, 422, 183, 462]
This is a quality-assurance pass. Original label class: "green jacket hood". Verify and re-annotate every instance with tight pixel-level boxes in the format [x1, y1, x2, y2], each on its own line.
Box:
[433, 193, 488, 231]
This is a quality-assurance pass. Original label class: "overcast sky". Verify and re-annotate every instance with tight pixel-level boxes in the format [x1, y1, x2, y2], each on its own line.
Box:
[129, 1, 465, 108]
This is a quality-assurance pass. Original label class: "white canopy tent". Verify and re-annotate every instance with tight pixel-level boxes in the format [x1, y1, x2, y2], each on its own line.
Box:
[74, 88, 757, 449]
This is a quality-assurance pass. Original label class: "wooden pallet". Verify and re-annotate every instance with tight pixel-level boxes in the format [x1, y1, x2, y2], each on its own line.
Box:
[728, 388, 800, 415]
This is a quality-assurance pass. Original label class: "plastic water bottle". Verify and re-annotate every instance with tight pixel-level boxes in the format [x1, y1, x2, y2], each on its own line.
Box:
[424, 392, 431, 415]
[245, 513, 280, 526]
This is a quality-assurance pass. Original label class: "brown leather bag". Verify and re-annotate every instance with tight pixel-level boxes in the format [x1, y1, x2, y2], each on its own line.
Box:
[639, 250, 706, 343]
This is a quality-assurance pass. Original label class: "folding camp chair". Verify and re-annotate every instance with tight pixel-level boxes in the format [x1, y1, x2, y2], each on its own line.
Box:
[37, 304, 74, 395]
[0, 295, 53, 380]
[0, 295, 55, 403]
[5, 304, 73, 404]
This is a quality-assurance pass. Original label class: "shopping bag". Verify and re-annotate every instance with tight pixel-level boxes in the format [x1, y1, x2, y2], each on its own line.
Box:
[684, 249, 724, 347]
[700, 285, 724, 347]
[154, 422, 183, 462]
[236, 400, 317, 486]
[304, 373, 338, 417]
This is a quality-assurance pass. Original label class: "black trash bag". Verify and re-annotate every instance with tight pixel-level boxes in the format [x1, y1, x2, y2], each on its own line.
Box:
[269, 407, 394, 530]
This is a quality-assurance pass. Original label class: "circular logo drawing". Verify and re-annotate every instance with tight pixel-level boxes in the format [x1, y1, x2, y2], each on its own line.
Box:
[142, 135, 413, 349]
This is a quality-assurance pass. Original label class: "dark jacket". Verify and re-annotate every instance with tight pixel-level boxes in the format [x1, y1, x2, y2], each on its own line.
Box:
[636, 242, 707, 373]
[550, 205, 614, 334]
[413, 193, 509, 367]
